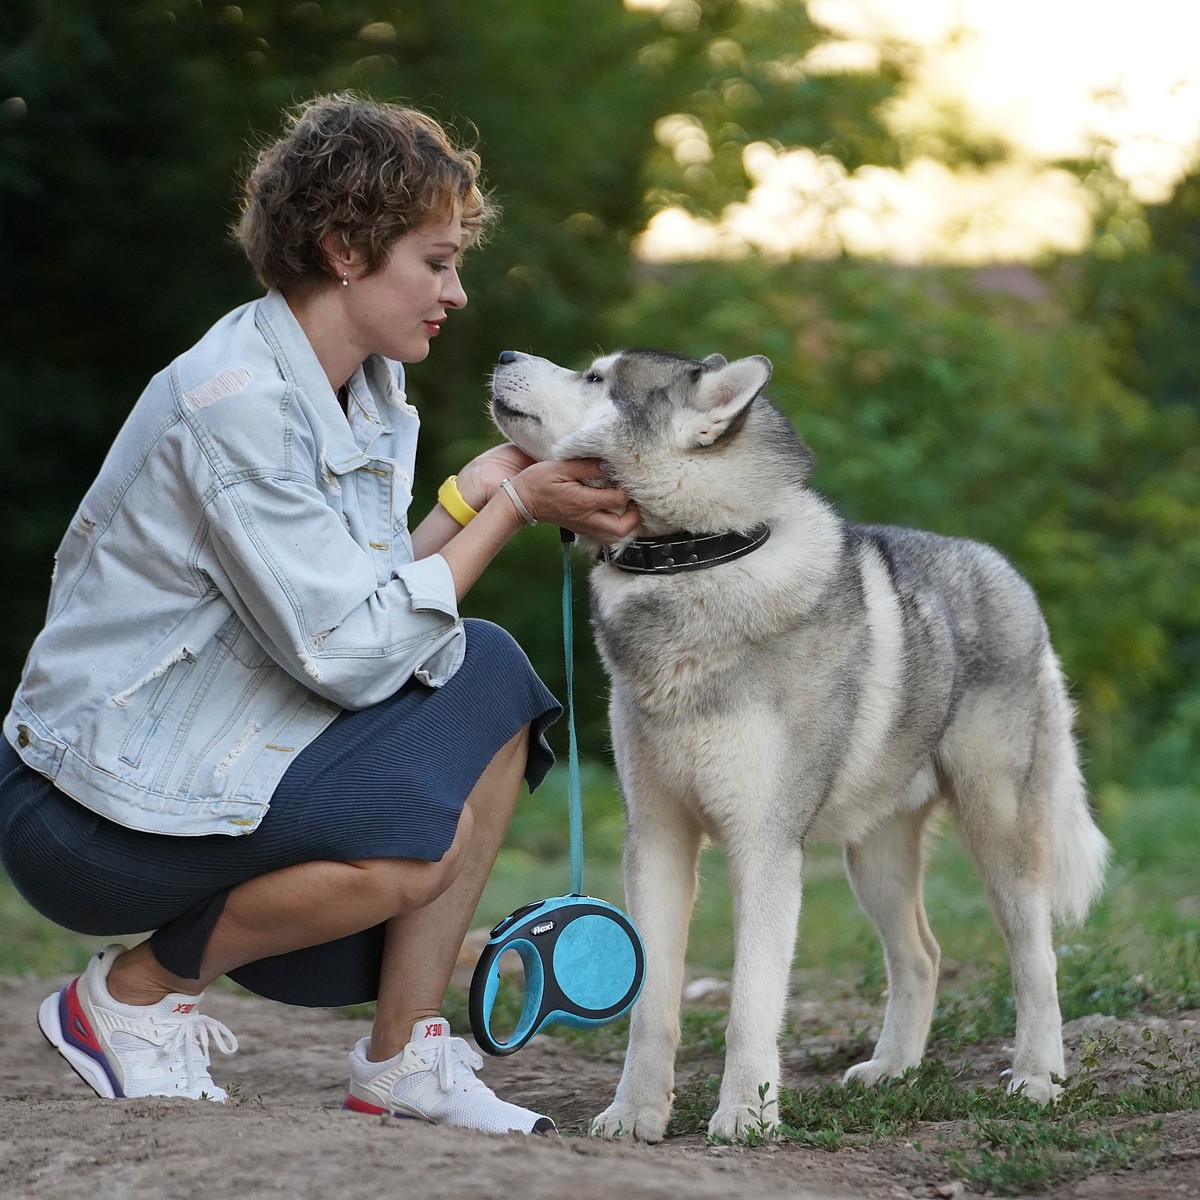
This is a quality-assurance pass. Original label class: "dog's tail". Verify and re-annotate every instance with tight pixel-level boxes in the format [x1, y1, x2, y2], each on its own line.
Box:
[1041, 647, 1111, 924]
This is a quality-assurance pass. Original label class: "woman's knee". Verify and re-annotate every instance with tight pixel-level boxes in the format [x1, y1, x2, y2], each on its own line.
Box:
[347, 803, 474, 912]
[461, 618, 531, 678]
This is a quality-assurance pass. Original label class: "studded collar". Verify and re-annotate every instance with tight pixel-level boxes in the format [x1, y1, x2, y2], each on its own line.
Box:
[599, 524, 771, 574]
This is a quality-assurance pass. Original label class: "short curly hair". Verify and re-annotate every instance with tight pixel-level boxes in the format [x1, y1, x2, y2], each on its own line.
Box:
[234, 92, 498, 293]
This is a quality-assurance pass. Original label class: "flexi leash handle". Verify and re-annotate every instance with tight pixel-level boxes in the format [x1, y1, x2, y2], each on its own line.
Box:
[468, 893, 645, 1055]
[469, 530, 645, 1055]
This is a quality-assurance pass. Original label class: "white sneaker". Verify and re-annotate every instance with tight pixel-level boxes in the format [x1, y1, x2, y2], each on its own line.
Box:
[344, 1016, 555, 1134]
[37, 943, 238, 1101]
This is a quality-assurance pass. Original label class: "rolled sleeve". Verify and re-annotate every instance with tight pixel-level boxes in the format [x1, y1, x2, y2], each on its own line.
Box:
[393, 553, 459, 618]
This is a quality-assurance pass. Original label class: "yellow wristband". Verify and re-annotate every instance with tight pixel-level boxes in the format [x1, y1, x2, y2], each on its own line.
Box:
[437, 475, 479, 526]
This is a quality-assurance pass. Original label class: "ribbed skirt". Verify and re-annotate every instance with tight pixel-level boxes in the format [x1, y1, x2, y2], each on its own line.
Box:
[0, 619, 560, 1007]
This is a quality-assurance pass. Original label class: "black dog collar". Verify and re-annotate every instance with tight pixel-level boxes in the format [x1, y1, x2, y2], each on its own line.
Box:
[600, 524, 771, 574]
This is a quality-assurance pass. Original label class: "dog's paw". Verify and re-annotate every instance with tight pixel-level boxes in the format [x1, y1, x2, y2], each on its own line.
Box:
[1005, 1072, 1061, 1105]
[591, 1103, 669, 1143]
[842, 1057, 911, 1088]
[707, 1102, 780, 1143]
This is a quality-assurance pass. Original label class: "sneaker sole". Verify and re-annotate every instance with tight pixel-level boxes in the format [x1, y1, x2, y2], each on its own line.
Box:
[343, 1092, 555, 1134]
[38, 988, 120, 1100]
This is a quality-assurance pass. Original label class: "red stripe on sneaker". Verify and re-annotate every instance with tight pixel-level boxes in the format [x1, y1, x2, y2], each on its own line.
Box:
[343, 1094, 418, 1121]
[64, 980, 103, 1054]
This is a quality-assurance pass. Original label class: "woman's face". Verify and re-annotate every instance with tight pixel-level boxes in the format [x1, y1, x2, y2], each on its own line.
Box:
[346, 208, 468, 364]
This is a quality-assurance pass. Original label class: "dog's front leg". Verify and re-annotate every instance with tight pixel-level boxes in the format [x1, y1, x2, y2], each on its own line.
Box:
[592, 802, 703, 1143]
[710, 838, 804, 1141]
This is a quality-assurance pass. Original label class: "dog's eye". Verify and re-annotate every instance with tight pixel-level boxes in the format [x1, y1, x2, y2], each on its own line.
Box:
[583, 371, 604, 384]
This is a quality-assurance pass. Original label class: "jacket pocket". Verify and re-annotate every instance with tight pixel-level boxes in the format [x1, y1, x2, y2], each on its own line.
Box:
[214, 612, 274, 669]
[114, 648, 197, 768]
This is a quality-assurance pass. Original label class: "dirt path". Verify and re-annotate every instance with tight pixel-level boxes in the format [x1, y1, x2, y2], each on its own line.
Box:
[2, 974, 1199, 1200]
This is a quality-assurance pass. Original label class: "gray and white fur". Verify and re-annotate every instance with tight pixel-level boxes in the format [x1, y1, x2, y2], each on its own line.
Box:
[490, 348, 1110, 1142]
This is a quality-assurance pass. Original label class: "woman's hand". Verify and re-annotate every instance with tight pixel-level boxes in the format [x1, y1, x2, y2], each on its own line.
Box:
[505, 458, 640, 545]
[423, 452, 639, 599]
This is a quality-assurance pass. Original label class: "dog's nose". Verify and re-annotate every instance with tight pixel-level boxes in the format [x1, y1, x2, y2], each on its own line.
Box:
[497, 350, 520, 365]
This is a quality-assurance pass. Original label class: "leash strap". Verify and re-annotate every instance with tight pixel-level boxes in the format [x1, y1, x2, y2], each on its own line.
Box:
[467, 528, 647, 1055]
[561, 528, 584, 896]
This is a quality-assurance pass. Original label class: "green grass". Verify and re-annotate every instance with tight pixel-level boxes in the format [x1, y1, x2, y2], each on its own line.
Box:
[4, 768, 1199, 1015]
[0, 877, 102, 977]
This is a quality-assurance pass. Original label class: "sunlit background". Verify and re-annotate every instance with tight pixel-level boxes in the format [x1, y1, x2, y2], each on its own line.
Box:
[632, 0, 1200, 262]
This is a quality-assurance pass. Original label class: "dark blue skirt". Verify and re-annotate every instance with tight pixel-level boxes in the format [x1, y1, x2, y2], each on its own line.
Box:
[0, 619, 560, 1007]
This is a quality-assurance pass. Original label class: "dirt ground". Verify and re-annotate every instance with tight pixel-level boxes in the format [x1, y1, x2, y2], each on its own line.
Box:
[3, 966, 1199, 1200]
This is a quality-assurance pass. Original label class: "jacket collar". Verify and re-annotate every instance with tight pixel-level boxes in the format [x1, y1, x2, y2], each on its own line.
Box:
[255, 290, 407, 472]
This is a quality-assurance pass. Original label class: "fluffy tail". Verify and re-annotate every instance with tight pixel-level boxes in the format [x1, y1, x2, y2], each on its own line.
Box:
[1052, 782, 1111, 924]
[1041, 648, 1111, 923]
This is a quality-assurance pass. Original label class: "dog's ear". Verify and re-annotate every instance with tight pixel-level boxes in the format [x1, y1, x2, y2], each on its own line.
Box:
[681, 355, 772, 448]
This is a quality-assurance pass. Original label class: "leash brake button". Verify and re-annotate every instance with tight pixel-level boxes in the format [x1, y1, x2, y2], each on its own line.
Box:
[489, 900, 543, 937]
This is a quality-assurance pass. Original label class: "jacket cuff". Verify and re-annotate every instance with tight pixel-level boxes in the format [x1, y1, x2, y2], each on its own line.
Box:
[393, 554, 460, 618]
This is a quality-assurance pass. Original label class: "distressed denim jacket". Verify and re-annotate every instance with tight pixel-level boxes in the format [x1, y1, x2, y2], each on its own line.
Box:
[3, 290, 465, 836]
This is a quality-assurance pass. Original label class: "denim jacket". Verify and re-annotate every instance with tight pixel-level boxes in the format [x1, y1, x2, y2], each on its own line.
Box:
[4, 290, 465, 836]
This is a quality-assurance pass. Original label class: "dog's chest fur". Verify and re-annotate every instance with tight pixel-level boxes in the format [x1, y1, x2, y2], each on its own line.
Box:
[589, 504, 842, 718]
[588, 510, 978, 845]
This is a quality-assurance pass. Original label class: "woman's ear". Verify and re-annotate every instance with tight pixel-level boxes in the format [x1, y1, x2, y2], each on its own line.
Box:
[320, 232, 361, 286]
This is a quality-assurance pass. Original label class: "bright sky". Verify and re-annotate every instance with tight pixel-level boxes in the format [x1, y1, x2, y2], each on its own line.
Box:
[631, 0, 1200, 264]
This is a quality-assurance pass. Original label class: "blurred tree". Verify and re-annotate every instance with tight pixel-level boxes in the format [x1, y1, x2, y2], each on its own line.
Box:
[1075, 164, 1200, 412]
[2, 1, 1195, 799]
[1065, 161, 1200, 787]
[0, 0, 910, 754]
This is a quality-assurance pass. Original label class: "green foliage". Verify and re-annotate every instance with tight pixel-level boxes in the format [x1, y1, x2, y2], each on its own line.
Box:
[1075, 164, 1200, 412]
[926, 934, 1200, 1052]
[3, 4, 1194, 796]
[1066, 163, 1200, 789]
[942, 1116, 1161, 1196]
[637, 0, 905, 219]
[0, 0, 673, 709]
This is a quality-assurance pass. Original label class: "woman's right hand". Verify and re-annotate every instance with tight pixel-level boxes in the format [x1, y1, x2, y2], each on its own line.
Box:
[507, 459, 640, 545]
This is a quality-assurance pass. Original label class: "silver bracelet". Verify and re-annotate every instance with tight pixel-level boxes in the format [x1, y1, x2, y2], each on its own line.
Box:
[500, 478, 538, 526]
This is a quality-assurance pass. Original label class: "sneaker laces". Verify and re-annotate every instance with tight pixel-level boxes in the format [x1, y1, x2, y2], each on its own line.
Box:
[156, 1011, 239, 1092]
[416, 1035, 489, 1096]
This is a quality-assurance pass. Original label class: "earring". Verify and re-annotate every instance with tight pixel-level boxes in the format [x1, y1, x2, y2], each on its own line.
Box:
[341, 270, 349, 288]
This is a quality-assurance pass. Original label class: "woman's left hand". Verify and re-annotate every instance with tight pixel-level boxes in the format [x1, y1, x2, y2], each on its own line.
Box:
[506, 458, 640, 545]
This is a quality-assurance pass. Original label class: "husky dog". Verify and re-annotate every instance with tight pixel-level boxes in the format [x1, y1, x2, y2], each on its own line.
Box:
[489, 348, 1109, 1143]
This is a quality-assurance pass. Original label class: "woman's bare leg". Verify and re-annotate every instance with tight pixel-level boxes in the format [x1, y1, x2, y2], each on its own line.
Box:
[368, 724, 529, 1059]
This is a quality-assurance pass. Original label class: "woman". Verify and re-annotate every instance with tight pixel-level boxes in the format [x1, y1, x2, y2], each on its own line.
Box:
[0, 93, 637, 1134]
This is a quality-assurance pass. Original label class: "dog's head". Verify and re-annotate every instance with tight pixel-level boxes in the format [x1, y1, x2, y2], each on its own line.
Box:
[490, 348, 798, 533]
[490, 348, 770, 462]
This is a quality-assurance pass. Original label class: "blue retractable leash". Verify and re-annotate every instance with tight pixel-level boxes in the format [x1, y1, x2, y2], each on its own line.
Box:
[469, 529, 646, 1055]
